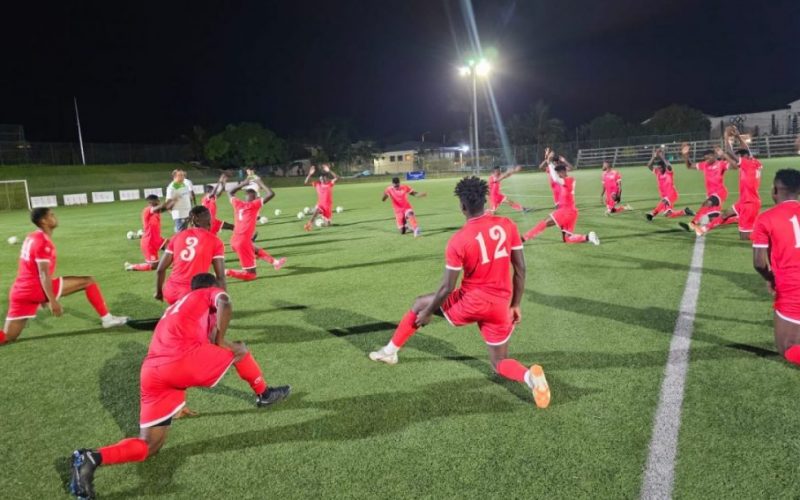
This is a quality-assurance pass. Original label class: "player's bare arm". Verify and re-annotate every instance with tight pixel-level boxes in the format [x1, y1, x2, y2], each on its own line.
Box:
[37, 260, 62, 316]
[211, 293, 233, 345]
[681, 143, 695, 169]
[510, 248, 526, 324]
[304, 165, 316, 185]
[411, 190, 427, 197]
[753, 247, 776, 294]
[415, 268, 461, 327]
[323, 164, 339, 183]
[212, 254, 226, 291]
[154, 252, 174, 301]
[227, 179, 251, 197]
[254, 178, 275, 204]
[560, 156, 575, 171]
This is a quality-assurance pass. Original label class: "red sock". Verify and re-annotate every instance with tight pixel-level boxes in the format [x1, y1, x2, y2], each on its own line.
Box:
[722, 216, 738, 226]
[508, 201, 524, 211]
[665, 210, 686, 218]
[98, 438, 149, 465]
[85, 283, 109, 317]
[131, 263, 153, 271]
[390, 311, 419, 348]
[496, 358, 527, 382]
[234, 352, 267, 394]
[407, 215, 418, 230]
[226, 269, 257, 281]
[564, 233, 588, 244]
[691, 206, 716, 224]
[0, 331, 6, 344]
[523, 220, 548, 241]
[652, 202, 667, 216]
[255, 247, 275, 264]
[704, 216, 725, 232]
[784, 345, 800, 365]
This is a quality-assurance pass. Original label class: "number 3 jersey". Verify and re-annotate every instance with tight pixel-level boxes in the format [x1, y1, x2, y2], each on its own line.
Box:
[445, 214, 523, 302]
[164, 227, 225, 289]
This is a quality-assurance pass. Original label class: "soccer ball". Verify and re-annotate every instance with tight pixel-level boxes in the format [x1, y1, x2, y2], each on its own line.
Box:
[259, 216, 268, 225]
[303, 206, 311, 214]
[126, 231, 135, 240]
[136, 229, 143, 238]
[336, 206, 343, 213]
[315, 218, 324, 228]
[274, 209, 282, 216]
[7, 236, 18, 245]
[297, 211, 304, 219]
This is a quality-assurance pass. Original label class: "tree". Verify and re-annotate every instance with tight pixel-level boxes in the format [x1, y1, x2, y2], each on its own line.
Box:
[311, 118, 353, 162]
[347, 140, 378, 170]
[507, 101, 565, 146]
[181, 125, 208, 162]
[204, 122, 287, 168]
[645, 104, 710, 135]
[581, 113, 638, 140]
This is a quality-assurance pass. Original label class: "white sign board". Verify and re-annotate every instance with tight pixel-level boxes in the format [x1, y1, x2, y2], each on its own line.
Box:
[193, 184, 206, 195]
[225, 182, 238, 192]
[91, 191, 115, 203]
[63, 193, 88, 206]
[30, 195, 58, 208]
[119, 189, 141, 201]
[143, 188, 164, 198]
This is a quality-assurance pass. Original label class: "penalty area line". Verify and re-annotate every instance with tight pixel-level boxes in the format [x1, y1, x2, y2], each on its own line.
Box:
[640, 235, 705, 500]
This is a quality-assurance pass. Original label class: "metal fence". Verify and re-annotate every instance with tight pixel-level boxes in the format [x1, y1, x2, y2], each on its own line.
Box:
[0, 141, 189, 165]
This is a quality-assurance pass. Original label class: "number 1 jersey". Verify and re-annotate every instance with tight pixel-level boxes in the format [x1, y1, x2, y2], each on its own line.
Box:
[164, 227, 225, 288]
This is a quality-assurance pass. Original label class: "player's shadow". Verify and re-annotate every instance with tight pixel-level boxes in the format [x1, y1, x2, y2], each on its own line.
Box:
[597, 228, 685, 243]
[266, 254, 440, 279]
[332, 216, 395, 227]
[261, 236, 369, 251]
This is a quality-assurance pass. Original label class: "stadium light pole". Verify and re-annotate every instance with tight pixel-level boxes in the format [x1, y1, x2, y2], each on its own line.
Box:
[459, 58, 491, 173]
[73, 97, 87, 165]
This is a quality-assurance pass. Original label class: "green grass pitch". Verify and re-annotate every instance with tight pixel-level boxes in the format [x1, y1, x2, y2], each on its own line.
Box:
[1, 159, 799, 498]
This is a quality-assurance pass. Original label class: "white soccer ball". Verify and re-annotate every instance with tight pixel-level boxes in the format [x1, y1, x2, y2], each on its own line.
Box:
[274, 209, 282, 216]
[314, 218, 324, 228]
[303, 206, 311, 214]
[336, 206, 343, 213]
[297, 211, 304, 219]
[259, 216, 268, 225]
[136, 229, 143, 238]
[7, 236, 18, 245]
[126, 231, 135, 240]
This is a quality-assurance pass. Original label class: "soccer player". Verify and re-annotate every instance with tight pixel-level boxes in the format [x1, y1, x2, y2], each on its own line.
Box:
[693, 129, 762, 239]
[0, 208, 128, 344]
[680, 145, 729, 231]
[155, 206, 226, 305]
[752, 169, 800, 367]
[382, 177, 426, 236]
[369, 176, 551, 408]
[488, 165, 530, 213]
[124, 195, 173, 272]
[600, 161, 632, 215]
[202, 175, 234, 235]
[165, 169, 196, 233]
[645, 148, 694, 221]
[225, 177, 286, 281]
[522, 157, 600, 245]
[68, 273, 291, 499]
[538, 147, 564, 206]
[303, 164, 338, 231]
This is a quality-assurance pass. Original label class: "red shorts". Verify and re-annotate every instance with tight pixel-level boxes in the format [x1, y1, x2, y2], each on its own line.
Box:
[231, 235, 255, 269]
[162, 280, 190, 305]
[732, 200, 761, 233]
[141, 236, 164, 263]
[440, 288, 515, 345]
[211, 218, 223, 234]
[316, 204, 332, 221]
[604, 190, 620, 209]
[490, 194, 507, 211]
[707, 189, 727, 207]
[6, 278, 63, 320]
[551, 207, 578, 234]
[393, 207, 413, 228]
[775, 287, 800, 324]
[660, 191, 678, 206]
[139, 344, 235, 428]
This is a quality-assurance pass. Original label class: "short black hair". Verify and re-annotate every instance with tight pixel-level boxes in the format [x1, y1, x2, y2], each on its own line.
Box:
[775, 169, 800, 194]
[30, 207, 50, 227]
[703, 149, 715, 156]
[493, 166, 501, 171]
[454, 176, 487, 213]
[245, 188, 257, 196]
[190, 205, 210, 217]
[205, 184, 216, 193]
[191, 273, 218, 290]
[392, 177, 400, 184]
[657, 160, 667, 168]
[735, 148, 751, 156]
[554, 163, 567, 173]
[146, 194, 159, 202]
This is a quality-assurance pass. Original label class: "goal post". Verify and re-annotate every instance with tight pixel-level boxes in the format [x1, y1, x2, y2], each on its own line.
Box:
[0, 180, 31, 211]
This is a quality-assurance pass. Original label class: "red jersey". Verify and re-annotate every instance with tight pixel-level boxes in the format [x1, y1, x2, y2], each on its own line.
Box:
[488, 175, 503, 199]
[737, 157, 763, 203]
[141, 206, 161, 241]
[752, 201, 800, 298]
[314, 181, 335, 208]
[11, 230, 56, 296]
[165, 228, 225, 288]
[385, 184, 413, 211]
[230, 197, 263, 238]
[144, 286, 228, 366]
[445, 214, 523, 301]
[697, 160, 729, 197]
[601, 170, 621, 193]
[202, 194, 218, 220]
[556, 177, 577, 210]
[654, 168, 678, 198]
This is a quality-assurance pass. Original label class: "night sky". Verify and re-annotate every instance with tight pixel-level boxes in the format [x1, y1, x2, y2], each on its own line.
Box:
[2, 0, 799, 143]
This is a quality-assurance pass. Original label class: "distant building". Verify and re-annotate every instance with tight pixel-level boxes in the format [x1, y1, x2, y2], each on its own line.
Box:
[707, 99, 800, 138]
[373, 141, 465, 174]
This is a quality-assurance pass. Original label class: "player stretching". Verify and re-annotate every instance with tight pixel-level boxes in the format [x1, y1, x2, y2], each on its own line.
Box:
[539, 147, 564, 206]
[156, 206, 226, 305]
[523, 157, 599, 245]
[645, 148, 693, 221]
[0, 208, 127, 344]
[752, 169, 800, 367]
[693, 128, 762, 239]
[382, 177, 427, 236]
[303, 164, 338, 230]
[225, 177, 286, 281]
[600, 161, 632, 215]
[68, 273, 291, 499]
[488, 165, 530, 213]
[679, 144, 729, 232]
[202, 175, 235, 235]
[125, 195, 173, 272]
[369, 176, 551, 408]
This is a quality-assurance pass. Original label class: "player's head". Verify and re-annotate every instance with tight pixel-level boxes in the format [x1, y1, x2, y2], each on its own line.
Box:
[188, 205, 211, 229]
[392, 177, 400, 186]
[735, 147, 751, 158]
[204, 184, 216, 194]
[493, 166, 502, 174]
[554, 163, 568, 178]
[319, 173, 331, 183]
[246, 167, 256, 175]
[190, 273, 219, 290]
[244, 188, 257, 201]
[30, 207, 57, 230]
[702, 150, 715, 161]
[773, 169, 800, 203]
[146, 194, 160, 206]
[602, 161, 610, 171]
[172, 169, 185, 182]
[454, 176, 487, 216]
[657, 159, 667, 171]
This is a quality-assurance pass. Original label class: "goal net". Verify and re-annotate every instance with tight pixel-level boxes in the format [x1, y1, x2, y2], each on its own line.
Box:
[0, 180, 31, 211]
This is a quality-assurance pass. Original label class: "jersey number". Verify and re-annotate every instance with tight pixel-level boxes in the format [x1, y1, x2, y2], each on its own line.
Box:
[238, 209, 245, 221]
[475, 226, 509, 264]
[20, 238, 33, 261]
[163, 294, 190, 318]
[791, 216, 800, 248]
[180, 236, 199, 262]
